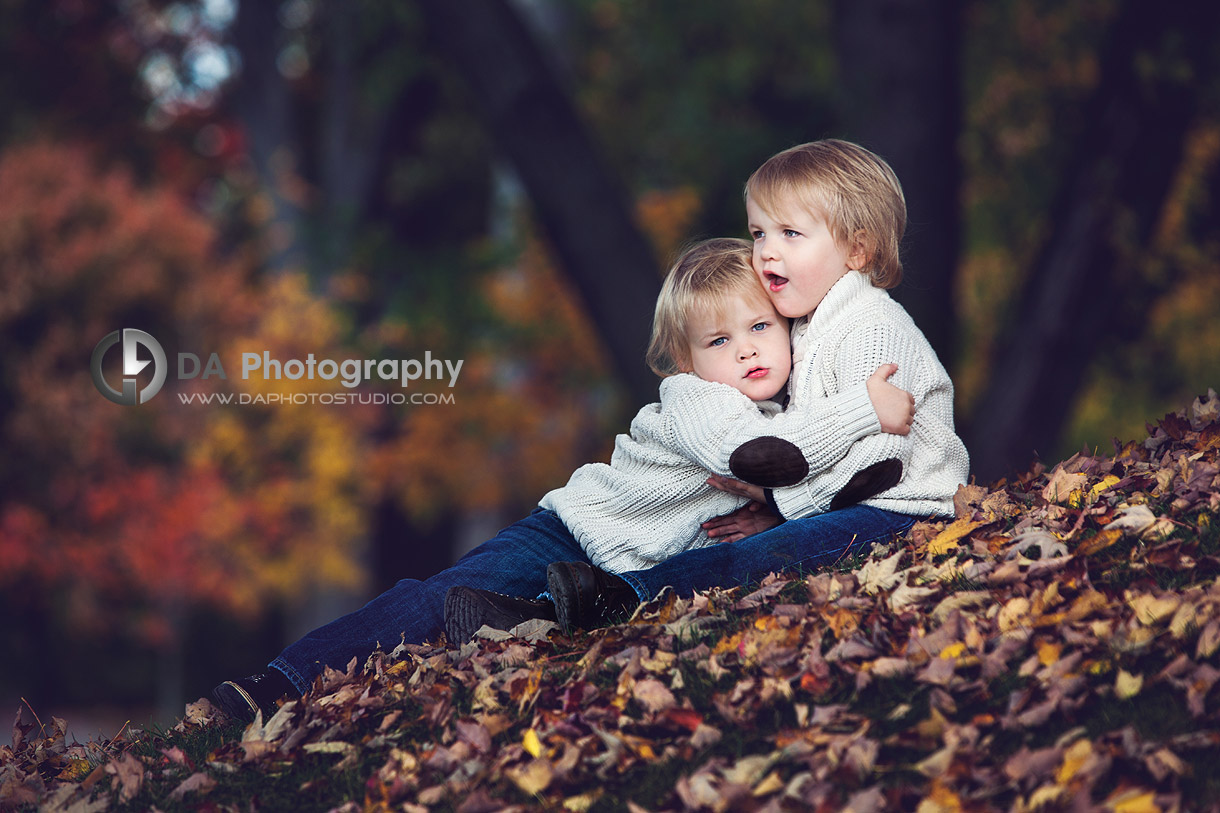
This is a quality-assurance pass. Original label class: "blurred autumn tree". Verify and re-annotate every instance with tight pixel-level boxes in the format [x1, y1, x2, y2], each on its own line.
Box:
[955, 0, 1220, 479]
[0, 0, 645, 716]
[0, 140, 384, 714]
[561, 0, 1220, 480]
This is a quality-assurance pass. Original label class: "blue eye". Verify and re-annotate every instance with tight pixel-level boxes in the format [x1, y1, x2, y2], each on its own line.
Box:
[709, 337, 728, 347]
[750, 230, 764, 240]
[782, 229, 800, 238]
[751, 322, 768, 332]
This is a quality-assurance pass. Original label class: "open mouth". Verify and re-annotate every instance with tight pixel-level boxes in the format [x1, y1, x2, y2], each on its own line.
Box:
[745, 366, 768, 379]
[764, 272, 789, 291]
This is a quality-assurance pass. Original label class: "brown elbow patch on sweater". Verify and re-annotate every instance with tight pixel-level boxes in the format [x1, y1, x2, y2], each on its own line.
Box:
[829, 458, 903, 511]
[728, 437, 809, 487]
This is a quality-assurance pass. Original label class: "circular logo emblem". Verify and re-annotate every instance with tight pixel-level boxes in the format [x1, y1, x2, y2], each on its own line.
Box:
[91, 329, 167, 405]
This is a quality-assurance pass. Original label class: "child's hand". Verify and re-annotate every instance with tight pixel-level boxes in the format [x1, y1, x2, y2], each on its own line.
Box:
[866, 363, 915, 435]
[706, 474, 766, 503]
[701, 500, 782, 542]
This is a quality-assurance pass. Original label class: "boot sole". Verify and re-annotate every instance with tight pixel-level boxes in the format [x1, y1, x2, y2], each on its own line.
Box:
[444, 586, 554, 643]
[546, 562, 581, 633]
[212, 681, 261, 723]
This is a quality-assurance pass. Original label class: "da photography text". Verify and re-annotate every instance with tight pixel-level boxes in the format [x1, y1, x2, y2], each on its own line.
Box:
[183, 350, 464, 389]
[91, 329, 464, 406]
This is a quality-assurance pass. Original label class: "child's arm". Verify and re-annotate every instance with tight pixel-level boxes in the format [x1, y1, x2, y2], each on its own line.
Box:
[657, 362, 911, 489]
[762, 322, 950, 519]
[657, 374, 874, 485]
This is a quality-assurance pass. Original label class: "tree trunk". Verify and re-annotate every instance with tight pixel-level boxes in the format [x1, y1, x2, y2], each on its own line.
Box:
[229, 0, 306, 274]
[415, 0, 661, 406]
[832, 0, 962, 369]
[964, 0, 1220, 482]
[317, 1, 391, 272]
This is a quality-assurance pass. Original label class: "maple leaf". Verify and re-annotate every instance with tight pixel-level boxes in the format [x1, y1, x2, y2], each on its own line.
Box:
[1106, 505, 1158, 535]
[1042, 466, 1088, 503]
[857, 549, 904, 593]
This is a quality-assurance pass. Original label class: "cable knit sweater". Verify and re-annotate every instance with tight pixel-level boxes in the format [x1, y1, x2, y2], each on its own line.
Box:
[656, 270, 970, 520]
[538, 397, 782, 573]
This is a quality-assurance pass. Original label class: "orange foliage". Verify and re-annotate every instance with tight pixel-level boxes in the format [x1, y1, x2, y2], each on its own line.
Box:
[0, 136, 701, 647]
[0, 141, 371, 638]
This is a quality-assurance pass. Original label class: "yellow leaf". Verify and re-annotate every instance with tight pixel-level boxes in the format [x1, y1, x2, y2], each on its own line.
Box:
[939, 642, 967, 660]
[1077, 528, 1123, 556]
[1089, 475, 1121, 501]
[927, 518, 984, 556]
[1056, 739, 1093, 784]
[1109, 789, 1161, 813]
[1027, 785, 1065, 808]
[1037, 640, 1062, 666]
[752, 770, 785, 796]
[522, 728, 543, 758]
[1115, 669, 1144, 700]
[916, 780, 963, 813]
[713, 629, 745, 656]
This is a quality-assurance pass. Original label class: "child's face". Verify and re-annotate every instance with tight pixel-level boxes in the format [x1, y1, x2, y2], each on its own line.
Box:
[682, 293, 791, 401]
[746, 193, 862, 319]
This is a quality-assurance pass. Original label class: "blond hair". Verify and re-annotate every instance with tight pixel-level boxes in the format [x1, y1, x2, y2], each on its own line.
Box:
[745, 139, 906, 289]
[646, 238, 771, 377]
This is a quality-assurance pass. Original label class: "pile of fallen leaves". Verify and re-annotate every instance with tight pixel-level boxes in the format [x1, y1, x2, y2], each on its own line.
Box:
[4, 391, 1220, 812]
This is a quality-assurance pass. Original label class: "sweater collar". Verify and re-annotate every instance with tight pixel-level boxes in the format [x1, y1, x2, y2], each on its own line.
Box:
[800, 270, 876, 336]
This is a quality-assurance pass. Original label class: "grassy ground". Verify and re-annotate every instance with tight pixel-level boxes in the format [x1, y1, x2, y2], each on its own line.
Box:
[3, 390, 1219, 812]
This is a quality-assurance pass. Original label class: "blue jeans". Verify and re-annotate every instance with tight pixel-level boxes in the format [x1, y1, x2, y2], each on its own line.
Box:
[270, 505, 915, 693]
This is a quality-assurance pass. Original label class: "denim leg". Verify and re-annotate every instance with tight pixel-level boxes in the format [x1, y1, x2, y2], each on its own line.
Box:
[270, 508, 586, 693]
[617, 506, 917, 602]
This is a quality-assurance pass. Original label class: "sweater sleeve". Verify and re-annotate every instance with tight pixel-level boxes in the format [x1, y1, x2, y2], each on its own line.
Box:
[657, 373, 881, 486]
[767, 320, 933, 519]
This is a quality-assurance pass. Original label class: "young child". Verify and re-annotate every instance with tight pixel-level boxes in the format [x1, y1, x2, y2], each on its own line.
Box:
[543, 139, 970, 632]
[212, 237, 910, 722]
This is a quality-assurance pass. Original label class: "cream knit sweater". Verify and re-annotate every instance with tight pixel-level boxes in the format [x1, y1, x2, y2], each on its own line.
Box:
[657, 270, 970, 520]
[538, 396, 782, 573]
[541, 271, 969, 573]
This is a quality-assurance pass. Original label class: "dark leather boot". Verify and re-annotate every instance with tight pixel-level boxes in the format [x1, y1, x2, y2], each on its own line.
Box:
[546, 561, 640, 633]
[212, 670, 295, 722]
[444, 586, 556, 643]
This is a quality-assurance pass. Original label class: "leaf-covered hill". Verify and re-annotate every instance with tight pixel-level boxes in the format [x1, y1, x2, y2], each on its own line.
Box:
[4, 391, 1220, 812]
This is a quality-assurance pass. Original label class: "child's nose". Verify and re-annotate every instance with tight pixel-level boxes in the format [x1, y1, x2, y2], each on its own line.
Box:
[739, 343, 758, 360]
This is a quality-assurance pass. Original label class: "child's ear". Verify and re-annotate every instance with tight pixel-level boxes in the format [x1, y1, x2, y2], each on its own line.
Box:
[846, 229, 871, 271]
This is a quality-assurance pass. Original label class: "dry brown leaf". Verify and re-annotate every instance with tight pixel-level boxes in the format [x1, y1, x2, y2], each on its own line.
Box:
[168, 771, 216, 801]
[632, 678, 677, 713]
